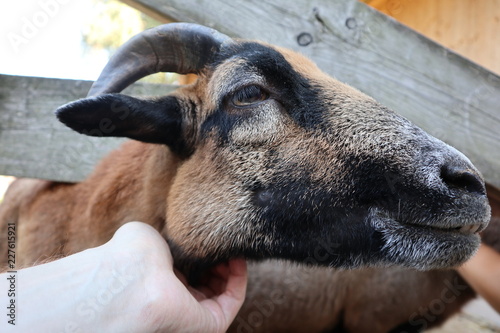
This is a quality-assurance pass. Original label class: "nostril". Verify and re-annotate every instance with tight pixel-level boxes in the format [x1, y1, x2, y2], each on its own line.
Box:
[440, 166, 486, 195]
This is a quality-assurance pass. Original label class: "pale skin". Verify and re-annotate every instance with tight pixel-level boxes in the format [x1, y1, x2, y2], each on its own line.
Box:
[457, 243, 500, 313]
[0, 222, 247, 333]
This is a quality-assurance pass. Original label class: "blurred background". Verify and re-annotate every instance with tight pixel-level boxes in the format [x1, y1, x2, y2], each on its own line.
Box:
[0, 0, 178, 82]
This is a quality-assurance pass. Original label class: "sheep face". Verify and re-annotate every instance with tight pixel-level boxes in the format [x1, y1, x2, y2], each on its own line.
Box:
[57, 40, 490, 272]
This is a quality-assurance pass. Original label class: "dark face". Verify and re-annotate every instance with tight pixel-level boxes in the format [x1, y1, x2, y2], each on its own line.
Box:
[56, 41, 491, 274]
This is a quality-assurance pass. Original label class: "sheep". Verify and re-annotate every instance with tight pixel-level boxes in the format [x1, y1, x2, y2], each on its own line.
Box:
[0, 23, 492, 331]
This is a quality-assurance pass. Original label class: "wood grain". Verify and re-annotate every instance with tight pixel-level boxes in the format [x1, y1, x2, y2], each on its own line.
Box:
[0, 75, 176, 182]
[364, 0, 500, 75]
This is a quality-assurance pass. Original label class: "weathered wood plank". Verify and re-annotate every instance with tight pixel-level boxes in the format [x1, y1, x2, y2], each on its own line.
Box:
[124, 0, 500, 188]
[0, 75, 176, 182]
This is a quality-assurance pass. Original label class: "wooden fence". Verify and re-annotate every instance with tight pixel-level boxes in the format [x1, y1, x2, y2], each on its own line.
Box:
[0, 75, 174, 182]
[1, 0, 499, 188]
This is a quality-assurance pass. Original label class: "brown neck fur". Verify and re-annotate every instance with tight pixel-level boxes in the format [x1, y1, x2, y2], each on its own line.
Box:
[0, 141, 180, 267]
[67, 141, 181, 251]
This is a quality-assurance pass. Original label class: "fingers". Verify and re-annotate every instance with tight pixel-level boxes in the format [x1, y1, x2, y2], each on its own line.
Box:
[197, 262, 231, 297]
[213, 259, 248, 326]
[194, 259, 247, 332]
[196, 259, 247, 298]
[223, 259, 247, 300]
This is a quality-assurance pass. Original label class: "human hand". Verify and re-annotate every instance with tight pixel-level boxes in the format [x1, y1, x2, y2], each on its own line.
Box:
[1, 221, 247, 333]
[105, 221, 248, 332]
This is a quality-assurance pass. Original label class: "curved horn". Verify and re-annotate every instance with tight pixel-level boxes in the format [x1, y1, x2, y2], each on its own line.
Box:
[88, 23, 233, 97]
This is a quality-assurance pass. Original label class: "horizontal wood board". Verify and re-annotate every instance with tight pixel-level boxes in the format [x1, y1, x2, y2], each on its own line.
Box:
[0, 75, 176, 182]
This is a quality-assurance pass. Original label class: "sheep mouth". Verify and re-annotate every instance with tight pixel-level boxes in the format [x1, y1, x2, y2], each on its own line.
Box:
[403, 222, 484, 235]
[437, 223, 482, 234]
[369, 209, 488, 237]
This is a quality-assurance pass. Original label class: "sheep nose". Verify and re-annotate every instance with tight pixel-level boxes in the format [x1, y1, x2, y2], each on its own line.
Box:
[440, 163, 486, 196]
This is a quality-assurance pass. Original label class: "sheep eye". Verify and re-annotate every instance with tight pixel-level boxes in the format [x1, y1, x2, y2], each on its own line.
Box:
[231, 85, 269, 107]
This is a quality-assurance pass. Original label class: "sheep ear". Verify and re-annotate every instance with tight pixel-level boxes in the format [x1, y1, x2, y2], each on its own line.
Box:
[55, 93, 188, 154]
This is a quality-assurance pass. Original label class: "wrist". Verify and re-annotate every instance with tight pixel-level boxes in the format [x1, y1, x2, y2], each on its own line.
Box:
[1, 243, 151, 333]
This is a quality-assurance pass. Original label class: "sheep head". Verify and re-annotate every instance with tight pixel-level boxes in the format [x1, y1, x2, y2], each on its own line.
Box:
[56, 23, 490, 272]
